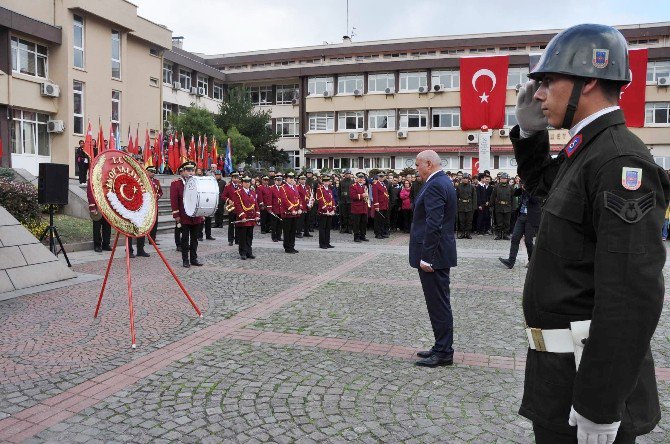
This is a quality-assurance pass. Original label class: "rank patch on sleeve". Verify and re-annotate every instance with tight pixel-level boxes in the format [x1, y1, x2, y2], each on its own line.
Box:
[621, 167, 642, 190]
[604, 191, 655, 224]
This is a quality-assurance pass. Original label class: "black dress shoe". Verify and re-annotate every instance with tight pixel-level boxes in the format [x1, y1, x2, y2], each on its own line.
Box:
[228, 241, 234, 246]
[291, 249, 299, 253]
[239, 254, 247, 260]
[94, 247, 103, 253]
[296, 234, 303, 238]
[361, 237, 369, 242]
[183, 260, 190, 268]
[327, 245, 335, 249]
[206, 236, 216, 240]
[102, 245, 113, 251]
[319, 246, 328, 249]
[417, 349, 436, 358]
[197, 237, 204, 242]
[285, 249, 297, 254]
[354, 238, 361, 243]
[503, 235, 510, 240]
[415, 354, 453, 367]
[176, 246, 182, 252]
[382, 234, 390, 238]
[190, 260, 204, 266]
[498, 257, 514, 269]
[247, 254, 256, 259]
[129, 252, 136, 258]
[375, 235, 383, 239]
[272, 239, 279, 242]
[303, 233, 313, 237]
[137, 251, 150, 258]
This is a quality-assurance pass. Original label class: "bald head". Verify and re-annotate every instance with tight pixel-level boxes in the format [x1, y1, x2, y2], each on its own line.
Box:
[415, 150, 442, 181]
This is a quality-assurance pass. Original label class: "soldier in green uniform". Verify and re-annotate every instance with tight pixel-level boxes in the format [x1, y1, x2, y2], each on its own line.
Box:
[488, 172, 512, 240]
[338, 169, 354, 233]
[455, 173, 477, 239]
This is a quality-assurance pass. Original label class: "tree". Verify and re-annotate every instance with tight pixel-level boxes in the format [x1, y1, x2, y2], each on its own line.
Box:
[216, 87, 287, 166]
[169, 105, 225, 142]
[226, 127, 254, 165]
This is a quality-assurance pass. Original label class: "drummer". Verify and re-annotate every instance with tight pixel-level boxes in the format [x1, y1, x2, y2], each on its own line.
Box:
[170, 160, 205, 268]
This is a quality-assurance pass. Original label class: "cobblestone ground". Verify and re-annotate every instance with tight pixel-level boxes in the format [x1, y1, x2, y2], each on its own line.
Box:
[0, 226, 667, 443]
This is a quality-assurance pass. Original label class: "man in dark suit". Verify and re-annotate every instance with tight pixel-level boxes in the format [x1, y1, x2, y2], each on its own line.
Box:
[409, 150, 458, 367]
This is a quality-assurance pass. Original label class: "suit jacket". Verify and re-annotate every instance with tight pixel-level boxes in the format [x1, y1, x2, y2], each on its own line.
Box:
[408, 171, 457, 270]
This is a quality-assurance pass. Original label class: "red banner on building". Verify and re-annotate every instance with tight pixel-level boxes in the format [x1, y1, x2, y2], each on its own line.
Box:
[620, 48, 647, 128]
[460, 55, 509, 130]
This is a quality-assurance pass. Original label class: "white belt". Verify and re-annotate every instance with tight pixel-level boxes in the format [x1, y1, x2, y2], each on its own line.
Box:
[526, 320, 591, 369]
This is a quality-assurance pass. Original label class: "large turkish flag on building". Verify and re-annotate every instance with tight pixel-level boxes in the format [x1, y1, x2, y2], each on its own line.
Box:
[619, 48, 647, 128]
[460, 55, 509, 130]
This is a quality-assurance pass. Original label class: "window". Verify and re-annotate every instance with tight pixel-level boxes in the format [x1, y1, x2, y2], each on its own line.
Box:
[338, 111, 364, 131]
[11, 37, 48, 78]
[162, 102, 172, 123]
[163, 61, 172, 84]
[11, 109, 49, 156]
[647, 60, 670, 83]
[73, 14, 84, 68]
[399, 72, 427, 92]
[279, 60, 295, 66]
[276, 84, 298, 104]
[287, 150, 300, 169]
[399, 109, 428, 128]
[508, 67, 529, 88]
[432, 108, 460, 128]
[363, 157, 391, 169]
[307, 77, 333, 96]
[249, 85, 272, 105]
[337, 75, 364, 94]
[368, 73, 395, 93]
[383, 52, 407, 59]
[333, 158, 354, 169]
[645, 102, 670, 125]
[431, 70, 459, 89]
[111, 90, 121, 133]
[308, 112, 334, 131]
[471, 47, 496, 53]
[111, 30, 121, 79]
[498, 155, 517, 169]
[368, 110, 396, 130]
[629, 39, 659, 47]
[505, 106, 518, 127]
[213, 82, 224, 101]
[444, 49, 465, 54]
[73, 81, 84, 135]
[411, 51, 436, 58]
[179, 69, 191, 90]
[276, 117, 299, 137]
[197, 76, 208, 95]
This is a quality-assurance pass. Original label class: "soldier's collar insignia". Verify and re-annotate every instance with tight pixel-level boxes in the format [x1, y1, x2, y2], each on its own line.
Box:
[621, 167, 642, 191]
[564, 134, 583, 158]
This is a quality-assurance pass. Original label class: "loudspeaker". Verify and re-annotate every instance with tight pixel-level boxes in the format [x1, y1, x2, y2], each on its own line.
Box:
[38, 163, 69, 205]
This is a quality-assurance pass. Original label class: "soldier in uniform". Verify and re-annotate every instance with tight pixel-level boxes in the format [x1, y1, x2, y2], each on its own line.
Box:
[214, 170, 226, 228]
[372, 172, 390, 239]
[499, 181, 541, 269]
[257, 176, 270, 233]
[316, 175, 336, 249]
[170, 161, 204, 268]
[488, 173, 512, 240]
[279, 172, 301, 253]
[512, 24, 670, 443]
[268, 174, 283, 242]
[456, 173, 477, 239]
[86, 181, 111, 253]
[232, 176, 260, 260]
[350, 172, 370, 242]
[221, 172, 241, 246]
[475, 174, 493, 235]
[338, 169, 353, 233]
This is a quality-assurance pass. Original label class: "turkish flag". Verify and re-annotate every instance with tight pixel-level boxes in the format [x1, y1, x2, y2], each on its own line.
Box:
[620, 48, 647, 128]
[472, 157, 479, 177]
[460, 55, 509, 130]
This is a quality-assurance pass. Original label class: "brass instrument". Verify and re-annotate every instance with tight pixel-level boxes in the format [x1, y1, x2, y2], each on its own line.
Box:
[225, 198, 235, 213]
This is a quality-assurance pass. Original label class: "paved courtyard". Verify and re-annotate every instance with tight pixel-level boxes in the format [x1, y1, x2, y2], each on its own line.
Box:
[0, 227, 668, 443]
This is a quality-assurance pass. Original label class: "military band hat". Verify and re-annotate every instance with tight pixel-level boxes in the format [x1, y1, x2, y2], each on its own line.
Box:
[356, 172, 366, 178]
[146, 166, 157, 173]
[179, 160, 196, 170]
[286, 172, 295, 178]
[322, 175, 331, 181]
[214, 170, 222, 175]
[231, 172, 240, 177]
[262, 175, 269, 180]
[274, 174, 283, 180]
[377, 172, 386, 178]
[242, 176, 252, 182]
[298, 174, 306, 179]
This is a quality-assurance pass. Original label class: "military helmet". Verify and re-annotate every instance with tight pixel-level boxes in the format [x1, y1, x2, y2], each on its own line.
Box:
[500, 172, 510, 179]
[268, 167, 276, 172]
[462, 173, 471, 179]
[529, 24, 630, 84]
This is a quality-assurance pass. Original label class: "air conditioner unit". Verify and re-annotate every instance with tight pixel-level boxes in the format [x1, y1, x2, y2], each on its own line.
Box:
[172, 81, 181, 89]
[190, 87, 198, 95]
[197, 87, 206, 96]
[657, 76, 670, 86]
[397, 130, 408, 139]
[362, 131, 372, 140]
[499, 128, 510, 137]
[349, 132, 360, 140]
[466, 132, 479, 144]
[418, 86, 428, 93]
[40, 82, 60, 97]
[47, 120, 65, 133]
[384, 87, 395, 94]
[353, 89, 363, 96]
[323, 90, 331, 97]
[433, 84, 446, 92]
[291, 98, 299, 106]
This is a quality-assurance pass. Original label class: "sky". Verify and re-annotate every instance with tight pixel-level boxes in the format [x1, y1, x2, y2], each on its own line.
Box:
[134, 0, 670, 55]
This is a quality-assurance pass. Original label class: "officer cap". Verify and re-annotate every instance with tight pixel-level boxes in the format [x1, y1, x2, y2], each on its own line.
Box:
[179, 161, 196, 170]
[262, 175, 269, 180]
[286, 172, 295, 178]
[242, 176, 252, 182]
[298, 174, 306, 179]
[231, 172, 240, 177]
[356, 172, 366, 178]
[500, 172, 510, 179]
[274, 174, 283, 180]
[322, 175, 331, 181]
[377, 172, 386, 178]
[146, 166, 157, 173]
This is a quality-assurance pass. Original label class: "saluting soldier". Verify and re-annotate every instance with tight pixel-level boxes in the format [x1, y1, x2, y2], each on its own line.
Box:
[279, 172, 301, 253]
[221, 172, 241, 246]
[349, 172, 370, 242]
[338, 169, 354, 233]
[268, 174, 283, 242]
[170, 161, 204, 268]
[316, 175, 336, 249]
[456, 173, 477, 239]
[372, 172, 390, 239]
[233, 176, 260, 260]
[488, 172, 512, 240]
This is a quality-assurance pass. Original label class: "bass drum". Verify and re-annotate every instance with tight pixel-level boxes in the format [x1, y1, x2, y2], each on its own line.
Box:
[183, 176, 219, 217]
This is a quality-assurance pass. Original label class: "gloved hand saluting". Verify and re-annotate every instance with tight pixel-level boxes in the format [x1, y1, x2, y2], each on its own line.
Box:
[515, 80, 548, 138]
[569, 406, 621, 444]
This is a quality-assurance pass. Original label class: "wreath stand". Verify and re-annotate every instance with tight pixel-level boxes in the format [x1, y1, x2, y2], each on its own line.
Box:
[93, 229, 203, 349]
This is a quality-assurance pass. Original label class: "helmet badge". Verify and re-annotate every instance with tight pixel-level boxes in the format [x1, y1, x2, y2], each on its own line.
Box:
[593, 49, 609, 68]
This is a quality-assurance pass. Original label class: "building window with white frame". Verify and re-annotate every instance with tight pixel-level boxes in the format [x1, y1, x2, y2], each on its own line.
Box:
[432, 108, 460, 128]
[646, 60, 670, 83]
[213, 82, 224, 101]
[11, 37, 48, 78]
[249, 85, 272, 105]
[73, 14, 84, 69]
[163, 61, 172, 85]
[163, 102, 172, 124]
[431, 70, 459, 89]
[505, 106, 518, 127]
[645, 102, 670, 125]
[399, 72, 428, 92]
[73, 81, 84, 135]
[179, 69, 191, 90]
[368, 110, 396, 130]
[368, 73, 395, 93]
[507, 67, 529, 88]
[307, 77, 333, 96]
[111, 30, 121, 79]
[111, 90, 121, 133]
[197, 76, 208, 95]
[276, 117, 299, 137]
[337, 75, 364, 94]
[10, 109, 50, 156]
[338, 111, 364, 131]
[276, 84, 298, 104]
[399, 109, 428, 128]
[308, 112, 334, 131]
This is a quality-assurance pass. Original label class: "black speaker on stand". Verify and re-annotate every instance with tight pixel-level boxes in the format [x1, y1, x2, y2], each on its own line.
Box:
[37, 163, 71, 267]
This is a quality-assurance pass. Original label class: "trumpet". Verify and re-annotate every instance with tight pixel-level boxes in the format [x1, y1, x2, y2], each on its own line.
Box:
[364, 194, 371, 208]
[225, 198, 235, 213]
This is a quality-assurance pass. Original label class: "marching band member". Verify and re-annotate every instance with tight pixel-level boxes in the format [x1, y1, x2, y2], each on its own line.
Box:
[372, 172, 390, 239]
[233, 176, 260, 260]
[170, 161, 204, 268]
[279, 172, 301, 253]
[296, 175, 313, 238]
[349, 172, 370, 243]
[221, 172, 241, 246]
[257, 176, 271, 234]
[269, 174, 283, 242]
[316, 175, 336, 249]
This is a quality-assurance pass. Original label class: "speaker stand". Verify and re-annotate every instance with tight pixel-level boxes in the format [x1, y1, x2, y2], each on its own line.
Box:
[39, 204, 72, 267]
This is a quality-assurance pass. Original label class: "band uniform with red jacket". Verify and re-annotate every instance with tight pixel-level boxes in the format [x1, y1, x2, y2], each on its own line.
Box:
[372, 175, 390, 238]
[316, 176, 336, 249]
[233, 181, 260, 260]
[279, 176, 301, 253]
[170, 164, 204, 267]
[269, 178, 284, 242]
[221, 175, 240, 245]
[349, 175, 369, 242]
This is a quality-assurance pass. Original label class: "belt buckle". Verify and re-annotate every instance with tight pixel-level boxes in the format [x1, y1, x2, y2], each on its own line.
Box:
[530, 328, 546, 352]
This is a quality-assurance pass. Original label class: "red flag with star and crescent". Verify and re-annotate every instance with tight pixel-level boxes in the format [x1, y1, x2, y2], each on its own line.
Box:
[619, 48, 647, 128]
[460, 55, 509, 130]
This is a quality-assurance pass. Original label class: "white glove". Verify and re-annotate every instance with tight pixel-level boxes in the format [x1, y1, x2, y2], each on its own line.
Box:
[515, 80, 548, 138]
[568, 406, 620, 444]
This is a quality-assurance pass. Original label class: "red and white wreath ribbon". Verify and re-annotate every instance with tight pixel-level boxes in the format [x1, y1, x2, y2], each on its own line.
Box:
[107, 190, 153, 228]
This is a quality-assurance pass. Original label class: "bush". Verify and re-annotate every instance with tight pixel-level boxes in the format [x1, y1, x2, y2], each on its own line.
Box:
[24, 219, 48, 239]
[0, 178, 41, 225]
[400, 167, 417, 176]
[0, 168, 14, 181]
